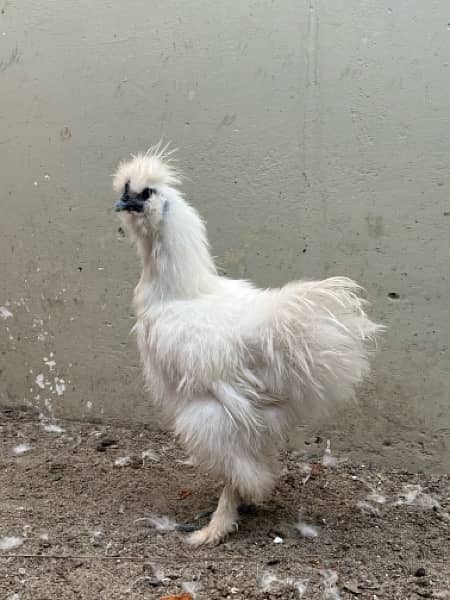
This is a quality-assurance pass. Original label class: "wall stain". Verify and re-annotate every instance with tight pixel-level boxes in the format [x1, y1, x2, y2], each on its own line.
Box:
[219, 113, 237, 127]
[60, 126, 72, 141]
[366, 214, 384, 238]
[0, 45, 21, 72]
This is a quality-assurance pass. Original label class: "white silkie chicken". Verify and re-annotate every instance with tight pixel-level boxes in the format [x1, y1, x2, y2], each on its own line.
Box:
[113, 145, 382, 546]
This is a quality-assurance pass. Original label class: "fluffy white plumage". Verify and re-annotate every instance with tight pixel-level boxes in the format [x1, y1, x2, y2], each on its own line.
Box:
[113, 144, 382, 545]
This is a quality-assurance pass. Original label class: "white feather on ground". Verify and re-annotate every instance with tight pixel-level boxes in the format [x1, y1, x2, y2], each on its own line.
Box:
[113, 145, 383, 545]
[114, 456, 131, 467]
[0, 536, 23, 551]
[12, 444, 32, 456]
[296, 520, 319, 539]
[322, 570, 342, 600]
[134, 514, 178, 531]
[182, 581, 200, 597]
[0, 306, 13, 319]
[394, 484, 449, 519]
[260, 571, 307, 596]
[141, 448, 159, 462]
[322, 440, 344, 468]
[42, 422, 65, 434]
[357, 500, 381, 516]
[366, 488, 386, 504]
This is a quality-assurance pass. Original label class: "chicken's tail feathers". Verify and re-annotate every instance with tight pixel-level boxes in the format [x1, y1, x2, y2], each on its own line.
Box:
[262, 276, 383, 418]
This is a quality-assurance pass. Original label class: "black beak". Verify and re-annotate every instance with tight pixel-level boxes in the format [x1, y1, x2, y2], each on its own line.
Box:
[115, 184, 146, 213]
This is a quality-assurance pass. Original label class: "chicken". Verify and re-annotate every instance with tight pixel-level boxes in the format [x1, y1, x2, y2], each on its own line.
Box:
[112, 145, 382, 546]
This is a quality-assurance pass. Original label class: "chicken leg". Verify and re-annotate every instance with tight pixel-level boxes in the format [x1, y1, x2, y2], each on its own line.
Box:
[187, 484, 240, 546]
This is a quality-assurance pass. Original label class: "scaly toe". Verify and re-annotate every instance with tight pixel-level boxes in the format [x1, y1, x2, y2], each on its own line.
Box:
[187, 526, 227, 546]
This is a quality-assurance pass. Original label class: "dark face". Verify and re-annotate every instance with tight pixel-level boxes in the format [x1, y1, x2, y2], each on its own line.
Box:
[115, 181, 155, 213]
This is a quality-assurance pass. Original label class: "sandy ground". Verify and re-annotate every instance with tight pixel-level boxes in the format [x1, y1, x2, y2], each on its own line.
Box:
[1, 406, 449, 600]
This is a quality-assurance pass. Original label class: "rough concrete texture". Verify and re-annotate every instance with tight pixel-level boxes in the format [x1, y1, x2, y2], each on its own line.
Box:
[0, 1, 449, 469]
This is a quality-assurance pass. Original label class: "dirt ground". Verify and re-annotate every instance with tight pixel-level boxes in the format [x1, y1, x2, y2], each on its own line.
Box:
[1, 407, 449, 600]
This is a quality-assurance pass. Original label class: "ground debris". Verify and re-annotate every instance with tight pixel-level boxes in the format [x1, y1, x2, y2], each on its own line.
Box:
[1, 411, 450, 599]
[178, 488, 193, 500]
[95, 437, 118, 452]
[311, 463, 324, 478]
[343, 579, 362, 595]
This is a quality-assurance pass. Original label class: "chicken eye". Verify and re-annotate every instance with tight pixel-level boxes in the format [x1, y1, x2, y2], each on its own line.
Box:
[141, 188, 154, 200]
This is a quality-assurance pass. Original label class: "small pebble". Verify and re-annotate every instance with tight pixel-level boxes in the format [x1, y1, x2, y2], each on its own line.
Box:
[267, 559, 281, 566]
[415, 567, 426, 577]
[273, 536, 284, 544]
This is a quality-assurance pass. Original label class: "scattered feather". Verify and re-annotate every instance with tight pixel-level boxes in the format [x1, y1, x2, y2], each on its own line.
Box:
[142, 448, 159, 462]
[260, 571, 307, 596]
[43, 358, 56, 371]
[114, 456, 131, 467]
[89, 529, 103, 545]
[134, 515, 178, 531]
[296, 520, 319, 539]
[295, 580, 308, 596]
[176, 457, 197, 467]
[35, 374, 45, 389]
[151, 563, 171, 585]
[182, 581, 199, 598]
[322, 440, 343, 468]
[54, 377, 66, 396]
[260, 572, 279, 592]
[366, 489, 386, 504]
[0, 536, 24, 551]
[355, 477, 387, 504]
[322, 569, 342, 600]
[0, 306, 13, 319]
[42, 422, 65, 434]
[395, 484, 441, 510]
[13, 444, 32, 456]
[357, 501, 381, 516]
[299, 462, 312, 484]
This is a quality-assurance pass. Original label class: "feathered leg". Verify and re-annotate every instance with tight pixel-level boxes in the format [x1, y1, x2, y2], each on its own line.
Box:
[187, 484, 240, 546]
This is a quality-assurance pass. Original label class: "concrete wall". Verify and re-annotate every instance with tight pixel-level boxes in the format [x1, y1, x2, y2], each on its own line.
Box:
[1, 0, 449, 470]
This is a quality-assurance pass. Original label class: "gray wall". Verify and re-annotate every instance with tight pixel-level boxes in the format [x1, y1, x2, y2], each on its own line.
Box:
[1, 0, 449, 470]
